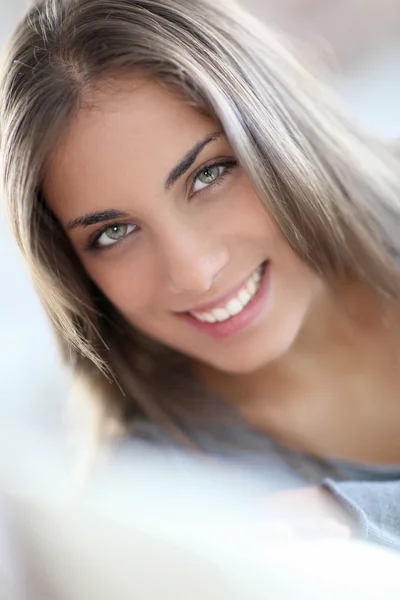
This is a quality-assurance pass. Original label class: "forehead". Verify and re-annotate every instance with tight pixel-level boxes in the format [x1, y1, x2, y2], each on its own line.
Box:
[43, 78, 218, 214]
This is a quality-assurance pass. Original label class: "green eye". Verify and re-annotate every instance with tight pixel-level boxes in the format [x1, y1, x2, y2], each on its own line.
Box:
[96, 223, 137, 248]
[198, 166, 220, 184]
[191, 159, 238, 195]
[193, 165, 224, 192]
[106, 224, 129, 240]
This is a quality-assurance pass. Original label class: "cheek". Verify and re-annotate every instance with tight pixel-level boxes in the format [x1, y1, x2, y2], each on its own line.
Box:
[271, 228, 316, 281]
[225, 181, 283, 247]
[242, 200, 322, 302]
[82, 253, 159, 318]
[269, 228, 321, 297]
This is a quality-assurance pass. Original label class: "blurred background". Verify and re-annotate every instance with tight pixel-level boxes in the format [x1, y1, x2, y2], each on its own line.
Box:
[0, 0, 399, 494]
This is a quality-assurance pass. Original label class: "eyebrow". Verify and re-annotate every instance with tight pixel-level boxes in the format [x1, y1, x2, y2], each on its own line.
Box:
[164, 131, 224, 191]
[66, 131, 224, 231]
[67, 209, 129, 231]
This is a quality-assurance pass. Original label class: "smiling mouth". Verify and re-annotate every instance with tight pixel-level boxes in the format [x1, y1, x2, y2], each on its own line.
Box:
[188, 262, 267, 324]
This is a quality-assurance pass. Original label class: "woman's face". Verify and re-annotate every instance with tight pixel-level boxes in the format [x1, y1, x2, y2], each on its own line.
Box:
[44, 78, 321, 374]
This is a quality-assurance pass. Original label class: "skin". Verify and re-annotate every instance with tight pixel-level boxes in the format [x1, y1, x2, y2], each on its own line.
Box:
[44, 77, 400, 461]
[44, 77, 400, 535]
[44, 77, 321, 376]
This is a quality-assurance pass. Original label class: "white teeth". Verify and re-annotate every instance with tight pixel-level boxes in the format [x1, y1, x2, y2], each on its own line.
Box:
[239, 289, 251, 305]
[254, 269, 262, 284]
[212, 308, 231, 322]
[195, 312, 216, 323]
[247, 277, 256, 296]
[204, 313, 217, 323]
[226, 298, 243, 316]
[190, 264, 265, 324]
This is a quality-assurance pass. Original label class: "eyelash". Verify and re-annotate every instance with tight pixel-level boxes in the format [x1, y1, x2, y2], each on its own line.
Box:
[86, 158, 238, 252]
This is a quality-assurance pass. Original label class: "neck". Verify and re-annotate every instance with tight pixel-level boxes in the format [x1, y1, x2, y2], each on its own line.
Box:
[196, 280, 400, 463]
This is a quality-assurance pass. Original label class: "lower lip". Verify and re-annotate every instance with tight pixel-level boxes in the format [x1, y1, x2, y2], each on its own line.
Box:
[182, 261, 271, 340]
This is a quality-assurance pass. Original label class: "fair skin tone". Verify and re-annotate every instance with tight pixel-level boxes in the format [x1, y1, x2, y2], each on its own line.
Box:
[43, 77, 400, 537]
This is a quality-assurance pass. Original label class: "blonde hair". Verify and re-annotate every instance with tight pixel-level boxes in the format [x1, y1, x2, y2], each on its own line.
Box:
[1, 0, 400, 438]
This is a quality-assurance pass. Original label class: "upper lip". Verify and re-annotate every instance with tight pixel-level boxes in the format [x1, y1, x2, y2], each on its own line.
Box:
[180, 268, 258, 315]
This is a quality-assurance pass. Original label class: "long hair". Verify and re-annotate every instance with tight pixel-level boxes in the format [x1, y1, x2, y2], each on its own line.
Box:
[1, 0, 400, 439]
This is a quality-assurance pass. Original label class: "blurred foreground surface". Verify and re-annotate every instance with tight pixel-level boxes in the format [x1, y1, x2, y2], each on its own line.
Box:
[3, 444, 400, 600]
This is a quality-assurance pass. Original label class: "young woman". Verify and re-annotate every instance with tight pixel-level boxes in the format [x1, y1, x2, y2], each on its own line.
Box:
[1, 0, 400, 547]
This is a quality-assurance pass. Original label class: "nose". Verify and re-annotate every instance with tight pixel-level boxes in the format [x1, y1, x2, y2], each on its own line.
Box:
[161, 227, 230, 295]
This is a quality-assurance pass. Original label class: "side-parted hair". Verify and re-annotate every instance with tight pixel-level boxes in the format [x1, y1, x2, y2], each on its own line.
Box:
[1, 0, 400, 439]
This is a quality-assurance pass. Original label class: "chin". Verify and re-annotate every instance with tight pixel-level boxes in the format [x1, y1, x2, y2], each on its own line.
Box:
[201, 330, 299, 375]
